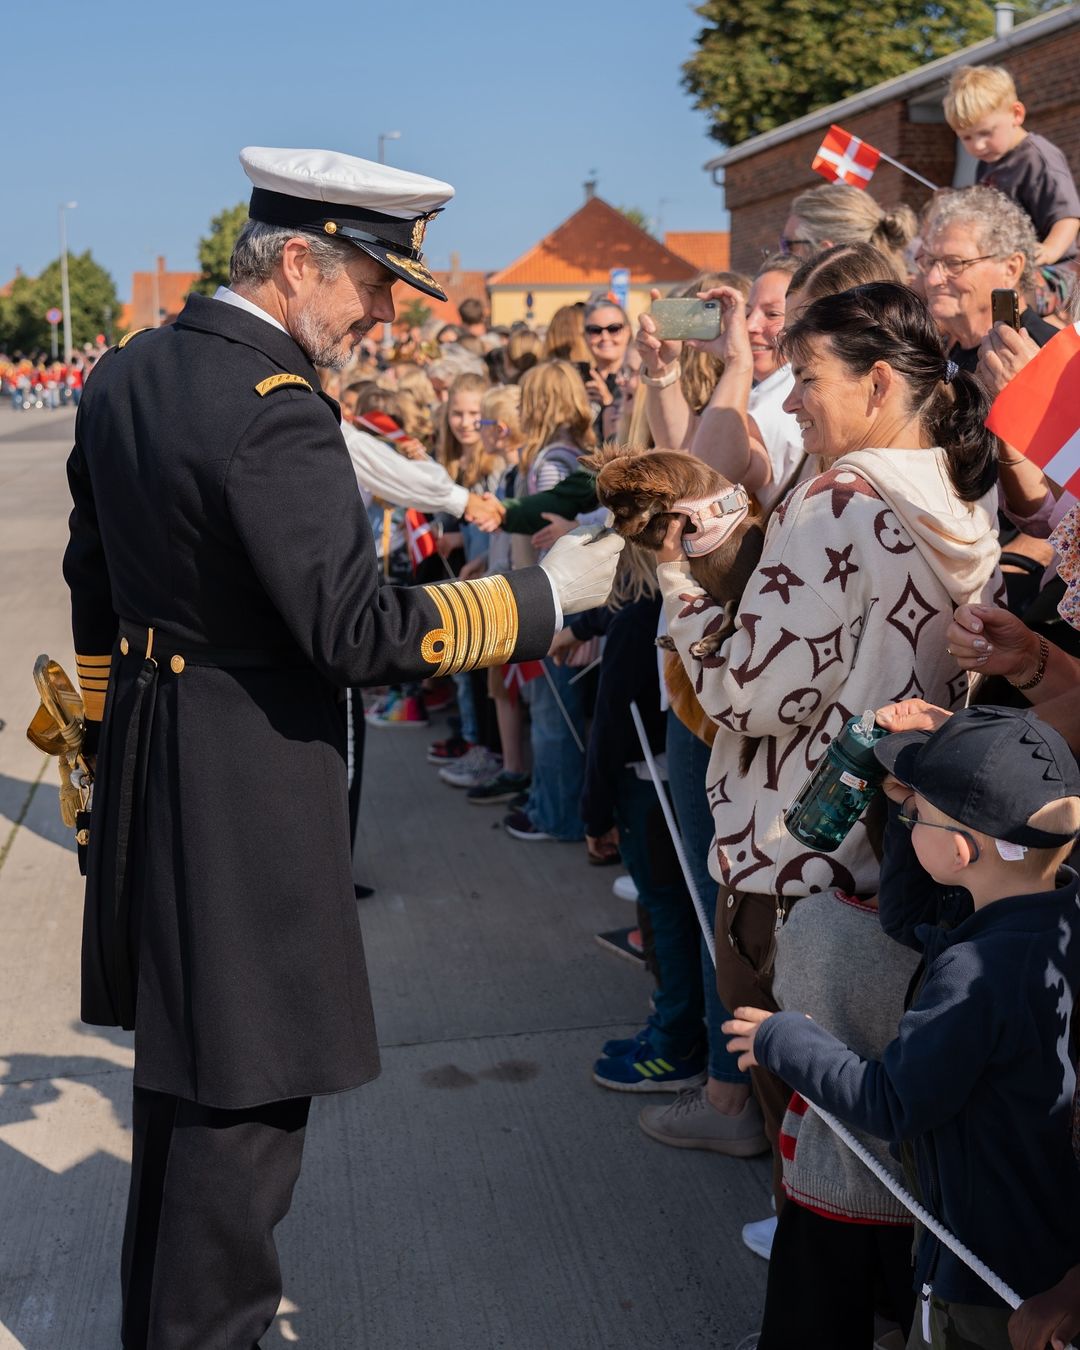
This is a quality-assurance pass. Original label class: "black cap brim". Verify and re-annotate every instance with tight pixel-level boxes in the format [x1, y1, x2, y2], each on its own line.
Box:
[346, 237, 447, 302]
[873, 730, 930, 787]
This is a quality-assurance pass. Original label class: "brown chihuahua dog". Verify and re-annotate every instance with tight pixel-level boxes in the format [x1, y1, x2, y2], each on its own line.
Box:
[582, 444, 768, 761]
[582, 444, 765, 659]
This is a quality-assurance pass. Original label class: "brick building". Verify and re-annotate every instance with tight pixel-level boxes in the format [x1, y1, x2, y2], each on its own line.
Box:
[705, 5, 1080, 274]
[128, 256, 200, 330]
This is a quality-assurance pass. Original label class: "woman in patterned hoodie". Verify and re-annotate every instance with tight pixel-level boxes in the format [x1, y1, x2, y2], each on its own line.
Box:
[654, 282, 1003, 1201]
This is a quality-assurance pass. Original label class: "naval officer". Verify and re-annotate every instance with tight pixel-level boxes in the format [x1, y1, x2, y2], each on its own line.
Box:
[63, 145, 623, 1348]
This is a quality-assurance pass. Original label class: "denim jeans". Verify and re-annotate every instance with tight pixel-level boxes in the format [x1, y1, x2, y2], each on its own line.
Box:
[523, 659, 585, 840]
[615, 769, 704, 1057]
[452, 671, 478, 743]
[665, 710, 749, 1084]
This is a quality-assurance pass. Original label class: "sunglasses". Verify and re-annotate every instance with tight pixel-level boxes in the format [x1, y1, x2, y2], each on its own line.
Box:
[897, 797, 981, 862]
[585, 323, 625, 336]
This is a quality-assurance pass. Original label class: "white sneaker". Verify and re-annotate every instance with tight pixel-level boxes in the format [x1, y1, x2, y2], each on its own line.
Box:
[741, 1214, 777, 1261]
[438, 745, 502, 788]
[612, 874, 638, 902]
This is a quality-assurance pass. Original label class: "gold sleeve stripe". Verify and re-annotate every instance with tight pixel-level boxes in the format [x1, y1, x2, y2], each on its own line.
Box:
[75, 653, 112, 722]
[420, 575, 520, 677]
[80, 688, 106, 721]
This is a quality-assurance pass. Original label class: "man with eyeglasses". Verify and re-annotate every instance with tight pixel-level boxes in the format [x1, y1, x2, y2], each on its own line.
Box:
[916, 187, 1058, 375]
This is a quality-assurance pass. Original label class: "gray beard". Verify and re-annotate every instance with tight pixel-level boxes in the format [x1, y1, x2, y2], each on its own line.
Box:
[291, 308, 351, 371]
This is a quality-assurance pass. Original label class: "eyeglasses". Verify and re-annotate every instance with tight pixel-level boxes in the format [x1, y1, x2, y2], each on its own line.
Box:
[897, 797, 981, 862]
[776, 237, 814, 257]
[585, 323, 625, 336]
[913, 252, 1001, 279]
[477, 419, 499, 427]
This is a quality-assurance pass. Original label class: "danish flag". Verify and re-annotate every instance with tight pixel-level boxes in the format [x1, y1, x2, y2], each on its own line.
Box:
[812, 125, 881, 189]
[353, 409, 409, 444]
[404, 509, 436, 568]
[985, 322, 1080, 495]
[501, 660, 544, 705]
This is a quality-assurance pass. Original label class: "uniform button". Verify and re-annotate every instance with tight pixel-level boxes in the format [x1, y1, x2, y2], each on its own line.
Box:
[170, 655, 186, 674]
[726, 895, 734, 909]
[119, 637, 129, 655]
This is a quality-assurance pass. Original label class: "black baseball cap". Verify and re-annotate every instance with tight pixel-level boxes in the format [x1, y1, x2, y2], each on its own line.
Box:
[874, 705, 1080, 848]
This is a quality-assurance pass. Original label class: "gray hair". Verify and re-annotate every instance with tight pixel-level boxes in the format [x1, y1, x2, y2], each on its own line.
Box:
[428, 348, 487, 381]
[921, 186, 1038, 292]
[229, 219, 356, 288]
[583, 295, 629, 326]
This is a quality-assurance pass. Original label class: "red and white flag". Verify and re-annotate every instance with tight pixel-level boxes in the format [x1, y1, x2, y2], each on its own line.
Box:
[404, 508, 436, 569]
[812, 125, 881, 189]
[985, 322, 1080, 495]
[353, 409, 409, 444]
[501, 660, 544, 705]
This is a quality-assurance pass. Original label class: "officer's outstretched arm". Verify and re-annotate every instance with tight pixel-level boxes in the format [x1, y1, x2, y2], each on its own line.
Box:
[225, 393, 560, 687]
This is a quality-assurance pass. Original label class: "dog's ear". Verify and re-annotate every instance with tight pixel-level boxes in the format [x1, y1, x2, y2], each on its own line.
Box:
[579, 440, 638, 476]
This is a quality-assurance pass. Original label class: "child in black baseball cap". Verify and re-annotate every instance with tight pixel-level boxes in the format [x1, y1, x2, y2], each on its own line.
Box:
[725, 705, 1080, 1350]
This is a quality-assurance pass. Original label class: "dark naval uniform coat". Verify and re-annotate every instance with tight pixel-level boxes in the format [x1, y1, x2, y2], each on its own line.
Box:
[64, 294, 556, 1109]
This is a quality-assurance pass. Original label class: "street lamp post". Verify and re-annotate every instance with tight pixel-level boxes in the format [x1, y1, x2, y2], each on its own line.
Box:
[377, 131, 401, 164]
[377, 132, 402, 351]
[58, 201, 77, 364]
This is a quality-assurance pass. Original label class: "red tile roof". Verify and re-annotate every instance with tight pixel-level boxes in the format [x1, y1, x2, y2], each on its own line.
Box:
[664, 232, 731, 275]
[488, 196, 698, 287]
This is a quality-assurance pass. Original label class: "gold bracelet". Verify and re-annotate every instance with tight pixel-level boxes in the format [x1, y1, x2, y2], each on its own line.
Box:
[1008, 635, 1050, 691]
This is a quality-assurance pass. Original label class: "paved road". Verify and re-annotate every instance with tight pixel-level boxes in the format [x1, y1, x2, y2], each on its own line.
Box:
[0, 406, 769, 1349]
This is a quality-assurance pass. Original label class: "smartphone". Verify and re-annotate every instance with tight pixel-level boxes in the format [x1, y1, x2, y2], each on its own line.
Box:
[650, 298, 722, 342]
[991, 288, 1020, 330]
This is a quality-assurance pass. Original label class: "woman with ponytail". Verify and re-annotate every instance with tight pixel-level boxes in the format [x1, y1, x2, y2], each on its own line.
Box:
[649, 284, 1002, 1326]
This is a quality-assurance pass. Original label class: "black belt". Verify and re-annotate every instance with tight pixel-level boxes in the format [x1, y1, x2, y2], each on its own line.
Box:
[117, 620, 308, 671]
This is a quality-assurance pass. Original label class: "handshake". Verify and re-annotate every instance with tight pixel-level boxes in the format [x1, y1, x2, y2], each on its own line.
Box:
[463, 491, 506, 532]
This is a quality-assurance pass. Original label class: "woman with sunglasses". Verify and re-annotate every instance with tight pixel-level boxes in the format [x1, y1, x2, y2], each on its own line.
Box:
[581, 297, 631, 439]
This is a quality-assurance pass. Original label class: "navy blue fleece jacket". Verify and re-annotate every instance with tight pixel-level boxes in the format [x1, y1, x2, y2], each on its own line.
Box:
[755, 861, 1080, 1307]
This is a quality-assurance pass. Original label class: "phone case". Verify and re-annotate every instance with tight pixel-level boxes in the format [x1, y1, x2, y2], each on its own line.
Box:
[650, 298, 722, 341]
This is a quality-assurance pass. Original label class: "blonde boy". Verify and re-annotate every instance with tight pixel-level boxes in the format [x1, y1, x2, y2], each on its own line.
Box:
[944, 64, 1080, 266]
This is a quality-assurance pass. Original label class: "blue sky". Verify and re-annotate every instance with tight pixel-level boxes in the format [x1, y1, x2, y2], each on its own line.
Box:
[2, 0, 729, 302]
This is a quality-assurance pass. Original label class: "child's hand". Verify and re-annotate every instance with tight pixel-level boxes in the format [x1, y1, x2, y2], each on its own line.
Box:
[458, 556, 488, 582]
[654, 514, 687, 564]
[880, 773, 911, 806]
[722, 1006, 774, 1071]
[1008, 1262, 1080, 1349]
[467, 493, 506, 533]
[876, 699, 952, 735]
[531, 513, 576, 551]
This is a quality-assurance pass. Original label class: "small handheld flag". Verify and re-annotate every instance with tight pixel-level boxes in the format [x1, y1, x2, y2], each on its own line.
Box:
[985, 322, 1080, 496]
[813, 125, 880, 188]
[811, 124, 939, 193]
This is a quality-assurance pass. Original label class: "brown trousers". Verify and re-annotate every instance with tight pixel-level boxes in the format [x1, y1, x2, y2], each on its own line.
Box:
[714, 884, 793, 1211]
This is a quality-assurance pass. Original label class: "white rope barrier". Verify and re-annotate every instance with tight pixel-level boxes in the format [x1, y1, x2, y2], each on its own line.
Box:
[627, 700, 1057, 1332]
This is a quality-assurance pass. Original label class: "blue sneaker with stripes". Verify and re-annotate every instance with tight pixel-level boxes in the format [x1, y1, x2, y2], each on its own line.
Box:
[592, 1039, 707, 1093]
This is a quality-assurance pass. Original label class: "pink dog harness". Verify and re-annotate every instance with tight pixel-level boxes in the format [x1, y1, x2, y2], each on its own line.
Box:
[672, 486, 750, 557]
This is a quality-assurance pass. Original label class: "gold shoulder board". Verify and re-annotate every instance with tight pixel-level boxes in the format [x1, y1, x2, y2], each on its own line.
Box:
[255, 373, 313, 397]
[118, 327, 150, 349]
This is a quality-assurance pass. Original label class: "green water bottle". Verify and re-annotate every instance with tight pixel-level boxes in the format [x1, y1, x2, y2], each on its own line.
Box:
[783, 710, 888, 852]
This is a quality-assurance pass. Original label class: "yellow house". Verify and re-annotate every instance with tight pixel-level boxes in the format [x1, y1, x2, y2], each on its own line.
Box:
[487, 190, 721, 327]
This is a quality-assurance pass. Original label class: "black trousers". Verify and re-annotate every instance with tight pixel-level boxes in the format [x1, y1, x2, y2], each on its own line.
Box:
[757, 1199, 916, 1350]
[122, 1087, 310, 1350]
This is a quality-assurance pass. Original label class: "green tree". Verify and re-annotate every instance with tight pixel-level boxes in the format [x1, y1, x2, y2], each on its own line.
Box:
[193, 202, 248, 295]
[618, 206, 654, 236]
[399, 298, 432, 330]
[0, 252, 120, 352]
[683, 0, 1055, 146]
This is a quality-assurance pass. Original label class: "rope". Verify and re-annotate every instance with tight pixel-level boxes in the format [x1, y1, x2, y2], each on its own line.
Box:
[628, 700, 1057, 1329]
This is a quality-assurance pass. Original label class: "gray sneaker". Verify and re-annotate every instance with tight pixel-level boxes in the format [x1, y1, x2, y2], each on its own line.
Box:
[438, 745, 502, 788]
[638, 1087, 769, 1156]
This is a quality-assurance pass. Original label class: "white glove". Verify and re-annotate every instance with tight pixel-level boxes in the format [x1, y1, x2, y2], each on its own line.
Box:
[539, 525, 625, 615]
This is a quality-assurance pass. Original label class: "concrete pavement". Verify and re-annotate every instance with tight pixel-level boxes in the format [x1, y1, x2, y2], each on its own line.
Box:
[0, 406, 770, 1349]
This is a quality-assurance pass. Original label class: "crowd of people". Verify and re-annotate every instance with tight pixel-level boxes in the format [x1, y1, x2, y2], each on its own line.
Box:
[312, 60, 1080, 1350]
[12, 56, 1080, 1350]
[1, 352, 92, 409]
